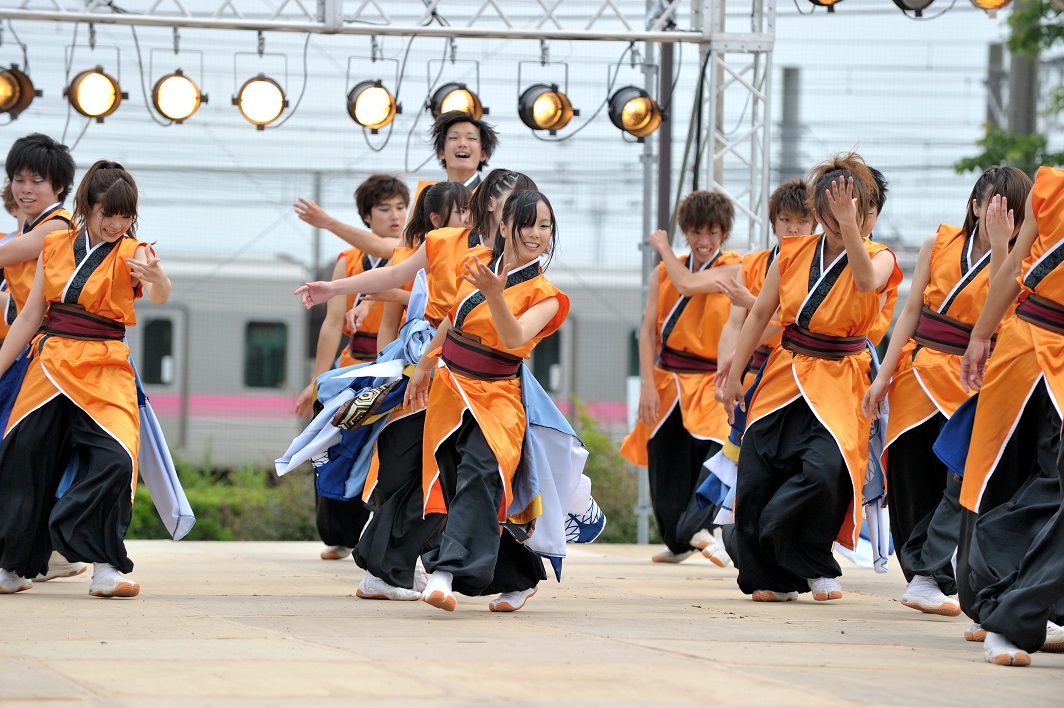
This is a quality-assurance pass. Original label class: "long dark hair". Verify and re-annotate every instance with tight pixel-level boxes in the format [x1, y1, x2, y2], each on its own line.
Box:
[961, 166, 1032, 240]
[402, 181, 472, 247]
[494, 189, 557, 270]
[470, 169, 538, 242]
[73, 160, 139, 238]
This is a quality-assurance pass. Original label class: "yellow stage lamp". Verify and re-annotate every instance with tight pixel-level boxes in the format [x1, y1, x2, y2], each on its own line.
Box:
[152, 70, 204, 123]
[0, 64, 39, 119]
[608, 86, 662, 139]
[808, 0, 844, 11]
[970, 0, 1012, 10]
[233, 74, 287, 129]
[430, 82, 486, 120]
[518, 83, 577, 134]
[66, 67, 124, 121]
[347, 80, 398, 133]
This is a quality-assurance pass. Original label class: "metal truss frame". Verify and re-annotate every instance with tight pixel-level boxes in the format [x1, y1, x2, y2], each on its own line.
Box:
[2, 0, 776, 245]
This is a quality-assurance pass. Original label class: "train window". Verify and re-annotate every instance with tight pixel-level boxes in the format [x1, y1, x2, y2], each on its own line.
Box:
[532, 331, 561, 393]
[245, 322, 287, 389]
[628, 330, 640, 377]
[142, 318, 174, 385]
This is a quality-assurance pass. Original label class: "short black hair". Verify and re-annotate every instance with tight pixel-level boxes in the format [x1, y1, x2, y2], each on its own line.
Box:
[869, 167, 888, 211]
[430, 111, 498, 172]
[5, 133, 76, 204]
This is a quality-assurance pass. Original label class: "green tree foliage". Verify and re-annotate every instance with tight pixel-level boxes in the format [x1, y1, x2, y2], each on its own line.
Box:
[956, 2, 1064, 175]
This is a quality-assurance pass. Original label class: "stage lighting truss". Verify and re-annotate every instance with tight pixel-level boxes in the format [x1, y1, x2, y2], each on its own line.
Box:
[608, 85, 663, 140]
[149, 44, 207, 123]
[0, 64, 40, 119]
[66, 66, 126, 122]
[808, 0, 844, 12]
[345, 53, 402, 134]
[893, 0, 935, 16]
[516, 60, 579, 135]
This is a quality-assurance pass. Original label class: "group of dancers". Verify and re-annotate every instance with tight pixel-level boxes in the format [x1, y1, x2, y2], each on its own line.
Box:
[2, 114, 1064, 667]
[625, 149, 1064, 667]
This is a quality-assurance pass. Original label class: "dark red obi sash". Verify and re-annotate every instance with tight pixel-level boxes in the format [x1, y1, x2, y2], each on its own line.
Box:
[656, 346, 717, 374]
[913, 306, 989, 356]
[781, 325, 865, 360]
[744, 345, 773, 375]
[1016, 293, 1064, 337]
[347, 331, 378, 360]
[42, 303, 125, 341]
[441, 330, 521, 381]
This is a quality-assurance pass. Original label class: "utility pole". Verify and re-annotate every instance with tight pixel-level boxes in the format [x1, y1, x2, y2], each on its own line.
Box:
[986, 43, 1006, 129]
[778, 66, 802, 183]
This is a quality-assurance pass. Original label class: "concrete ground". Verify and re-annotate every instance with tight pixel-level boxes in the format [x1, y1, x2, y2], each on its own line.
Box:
[0, 541, 1060, 707]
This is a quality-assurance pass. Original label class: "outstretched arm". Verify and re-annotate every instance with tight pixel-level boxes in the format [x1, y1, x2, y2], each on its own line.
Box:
[295, 244, 428, 308]
[293, 197, 397, 260]
[0, 219, 67, 269]
[648, 229, 739, 296]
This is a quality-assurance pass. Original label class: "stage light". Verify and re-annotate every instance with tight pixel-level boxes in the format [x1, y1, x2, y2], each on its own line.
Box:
[970, 0, 1011, 10]
[233, 74, 287, 129]
[347, 80, 398, 133]
[152, 70, 204, 123]
[518, 83, 577, 134]
[893, 0, 935, 15]
[429, 82, 487, 120]
[608, 86, 662, 139]
[0, 64, 39, 119]
[808, 0, 843, 11]
[66, 67, 125, 122]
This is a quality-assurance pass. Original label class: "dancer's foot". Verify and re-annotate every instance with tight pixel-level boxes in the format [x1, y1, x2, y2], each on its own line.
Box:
[651, 548, 694, 564]
[356, 572, 420, 601]
[88, 564, 140, 598]
[421, 570, 456, 612]
[688, 529, 713, 550]
[34, 551, 88, 582]
[984, 632, 1031, 666]
[807, 577, 843, 601]
[1041, 621, 1064, 653]
[899, 575, 961, 617]
[964, 624, 986, 642]
[413, 558, 429, 593]
[752, 589, 798, 602]
[320, 545, 353, 561]
[0, 569, 31, 594]
[489, 587, 538, 612]
[701, 539, 732, 568]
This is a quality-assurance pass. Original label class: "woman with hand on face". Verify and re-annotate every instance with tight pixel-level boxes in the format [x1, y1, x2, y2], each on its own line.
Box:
[720, 153, 901, 604]
[0, 160, 171, 598]
[863, 167, 1031, 619]
[405, 190, 568, 614]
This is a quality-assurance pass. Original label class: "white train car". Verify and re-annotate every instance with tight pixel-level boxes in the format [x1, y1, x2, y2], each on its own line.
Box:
[126, 253, 310, 469]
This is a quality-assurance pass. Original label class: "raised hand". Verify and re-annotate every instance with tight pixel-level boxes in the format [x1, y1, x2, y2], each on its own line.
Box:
[826, 176, 858, 227]
[648, 229, 672, 257]
[293, 197, 331, 229]
[126, 256, 166, 286]
[983, 194, 1015, 250]
[460, 258, 508, 299]
[294, 281, 335, 309]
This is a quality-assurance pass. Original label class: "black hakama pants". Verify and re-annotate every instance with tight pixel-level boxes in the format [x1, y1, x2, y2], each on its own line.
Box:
[0, 396, 134, 577]
[354, 411, 446, 590]
[734, 399, 850, 595]
[315, 489, 371, 550]
[887, 414, 956, 593]
[421, 412, 546, 597]
[647, 406, 720, 553]
[955, 379, 1061, 617]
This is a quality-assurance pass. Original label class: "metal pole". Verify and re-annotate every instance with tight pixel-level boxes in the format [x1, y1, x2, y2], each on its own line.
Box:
[986, 43, 1006, 129]
[779, 67, 802, 183]
[312, 171, 323, 278]
[657, 43, 674, 231]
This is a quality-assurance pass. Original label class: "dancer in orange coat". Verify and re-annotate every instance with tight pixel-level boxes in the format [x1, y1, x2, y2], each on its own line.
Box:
[722, 153, 901, 602]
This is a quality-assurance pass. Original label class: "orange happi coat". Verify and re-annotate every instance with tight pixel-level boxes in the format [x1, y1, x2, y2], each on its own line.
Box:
[3, 205, 72, 326]
[336, 247, 389, 367]
[742, 245, 784, 351]
[746, 234, 902, 549]
[886, 225, 990, 449]
[6, 228, 146, 495]
[620, 249, 742, 466]
[961, 166, 1064, 512]
[421, 256, 569, 523]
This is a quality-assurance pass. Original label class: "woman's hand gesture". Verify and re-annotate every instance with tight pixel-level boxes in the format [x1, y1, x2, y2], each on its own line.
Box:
[127, 256, 166, 286]
[984, 194, 1015, 251]
[861, 374, 890, 420]
[960, 337, 992, 393]
[404, 362, 433, 410]
[460, 259, 508, 299]
[721, 372, 745, 426]
[826, 176, 859, 228]
[294, 281, 335, 309]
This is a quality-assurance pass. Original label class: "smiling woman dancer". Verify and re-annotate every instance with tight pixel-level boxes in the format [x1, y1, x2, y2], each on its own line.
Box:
[406, 189, 569, 613]
[0, 160, 171, 597]
[721, 153, 901, 603]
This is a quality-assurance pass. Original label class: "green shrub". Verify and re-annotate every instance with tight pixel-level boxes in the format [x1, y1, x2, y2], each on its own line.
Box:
[128, 463, 317, 541]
